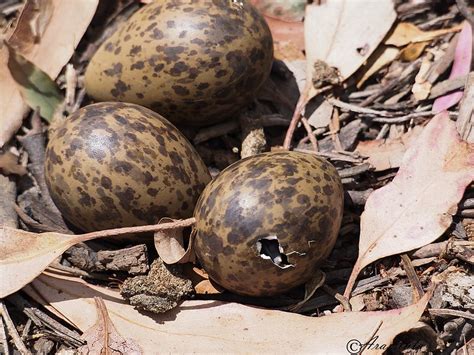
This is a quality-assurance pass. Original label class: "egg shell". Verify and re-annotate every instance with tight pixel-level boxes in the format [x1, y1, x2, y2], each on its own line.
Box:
[84, 0, 273, 126]
[193, 151, 344, 297]
[45, 102, 211, 232]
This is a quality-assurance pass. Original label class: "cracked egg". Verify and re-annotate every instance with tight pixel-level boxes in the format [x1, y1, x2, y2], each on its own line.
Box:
[193, 151, 344, 297]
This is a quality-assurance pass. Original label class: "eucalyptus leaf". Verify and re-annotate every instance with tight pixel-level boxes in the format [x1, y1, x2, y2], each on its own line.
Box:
[6, 43, 64, 122]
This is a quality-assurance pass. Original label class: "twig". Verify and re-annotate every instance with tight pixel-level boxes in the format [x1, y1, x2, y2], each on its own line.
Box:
[456, 72, 474, 142]
[327, 98, 391, 117]
[300, 117, 318, 151]
[429, 308, 474, 321]
[338, 163, 371, 179]
[0, 301, 31, 354]
[295, 149, 362, 163]
[428, 74, 467, 99]
[7, 294, 84, 348]
[322, 284, 351, 311]
[79, 217, 196, 242]
[0, 316, 9, 355]
[194, 115, 288, 145]
[400, 254, 424, 302]
[283, 86, 331, 150]
[372, 111, 458, 123]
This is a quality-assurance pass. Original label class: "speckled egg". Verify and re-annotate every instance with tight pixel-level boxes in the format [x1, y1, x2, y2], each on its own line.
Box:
[193, 151, 344, 297]
[45, 102, 211, 232]
[84, 0, 273, 126]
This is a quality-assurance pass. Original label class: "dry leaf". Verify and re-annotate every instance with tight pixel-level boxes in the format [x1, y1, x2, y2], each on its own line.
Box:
[386, 22, 463, 47]
[0, 0, 98, 147]
[357, 46, 400, 88]
[78, 297, 142, 354]
[356, 126, 423, 171]
[194, 280, 223, 294]
[154, 218, 194, 264]
[26, 272, 433, 353]
[433, 22, 472, 113]
[400, 41, 429, 61]
[305, 0, 396, 81]
[0, 219, 194, 298]
[0, 151, 27, 175]
[307, 99, 333, 129]
[6, 43, 64, 121]
[345, 112, 474, 297]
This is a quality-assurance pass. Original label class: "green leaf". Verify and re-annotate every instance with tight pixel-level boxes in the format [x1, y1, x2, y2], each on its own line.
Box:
[6, 43, 64, 122]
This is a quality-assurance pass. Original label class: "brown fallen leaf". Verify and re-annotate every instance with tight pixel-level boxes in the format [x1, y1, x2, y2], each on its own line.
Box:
[25, 271, 434, 353]
[78, 297, 142, 355]
[386, 22, 463, 47]
[344, 112, 474, 297]
[0, 151, 27, 176]
[0, 0, 98, 147]
[0, 218, 195, 298]
[356, 126, 423, 171]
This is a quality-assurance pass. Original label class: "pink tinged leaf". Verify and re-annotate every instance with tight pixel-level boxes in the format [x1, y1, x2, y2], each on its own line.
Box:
[433, 22, 473, 113]
[345, 112, 474, 297]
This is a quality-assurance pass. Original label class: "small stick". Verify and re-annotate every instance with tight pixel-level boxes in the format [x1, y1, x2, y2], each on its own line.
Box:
[78, 217, 196, 243]
[322, 284, 351, 311]
[400, 254, 424, 302]
[429, 308, 474, 321]
[300, 117, 318, 151]
[0, 316, 9, 355]
[0, 301, 31, 354]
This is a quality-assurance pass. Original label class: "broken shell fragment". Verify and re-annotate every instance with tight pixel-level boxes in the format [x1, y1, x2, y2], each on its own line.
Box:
[193, 151, 344, 297]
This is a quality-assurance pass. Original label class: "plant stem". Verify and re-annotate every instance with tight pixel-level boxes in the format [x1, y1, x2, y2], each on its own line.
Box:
[77, 217, 196, 243]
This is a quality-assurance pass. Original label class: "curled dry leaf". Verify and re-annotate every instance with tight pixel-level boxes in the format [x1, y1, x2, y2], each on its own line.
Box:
[0, 218, 195, 298]
[26, 272, 433, 353]
[0, 151, 27, 176]
[356, 126, 423, 171]
[344, 112, 474, 298]
[433, 22, 472, 113]
[385, 22, 464, 47]
[78, 297, 142, 355]
[153, 218, 195, 264]
[0, 0, 98, 148]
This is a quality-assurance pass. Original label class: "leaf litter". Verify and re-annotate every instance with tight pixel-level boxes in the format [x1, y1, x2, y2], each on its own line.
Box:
[0, 0, 473, 353]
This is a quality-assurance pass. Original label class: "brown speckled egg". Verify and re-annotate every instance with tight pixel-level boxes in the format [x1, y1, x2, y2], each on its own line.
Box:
[45, 102, 211, 232]
[84, 0, 273, 126]
[193, 151, 344, 297]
